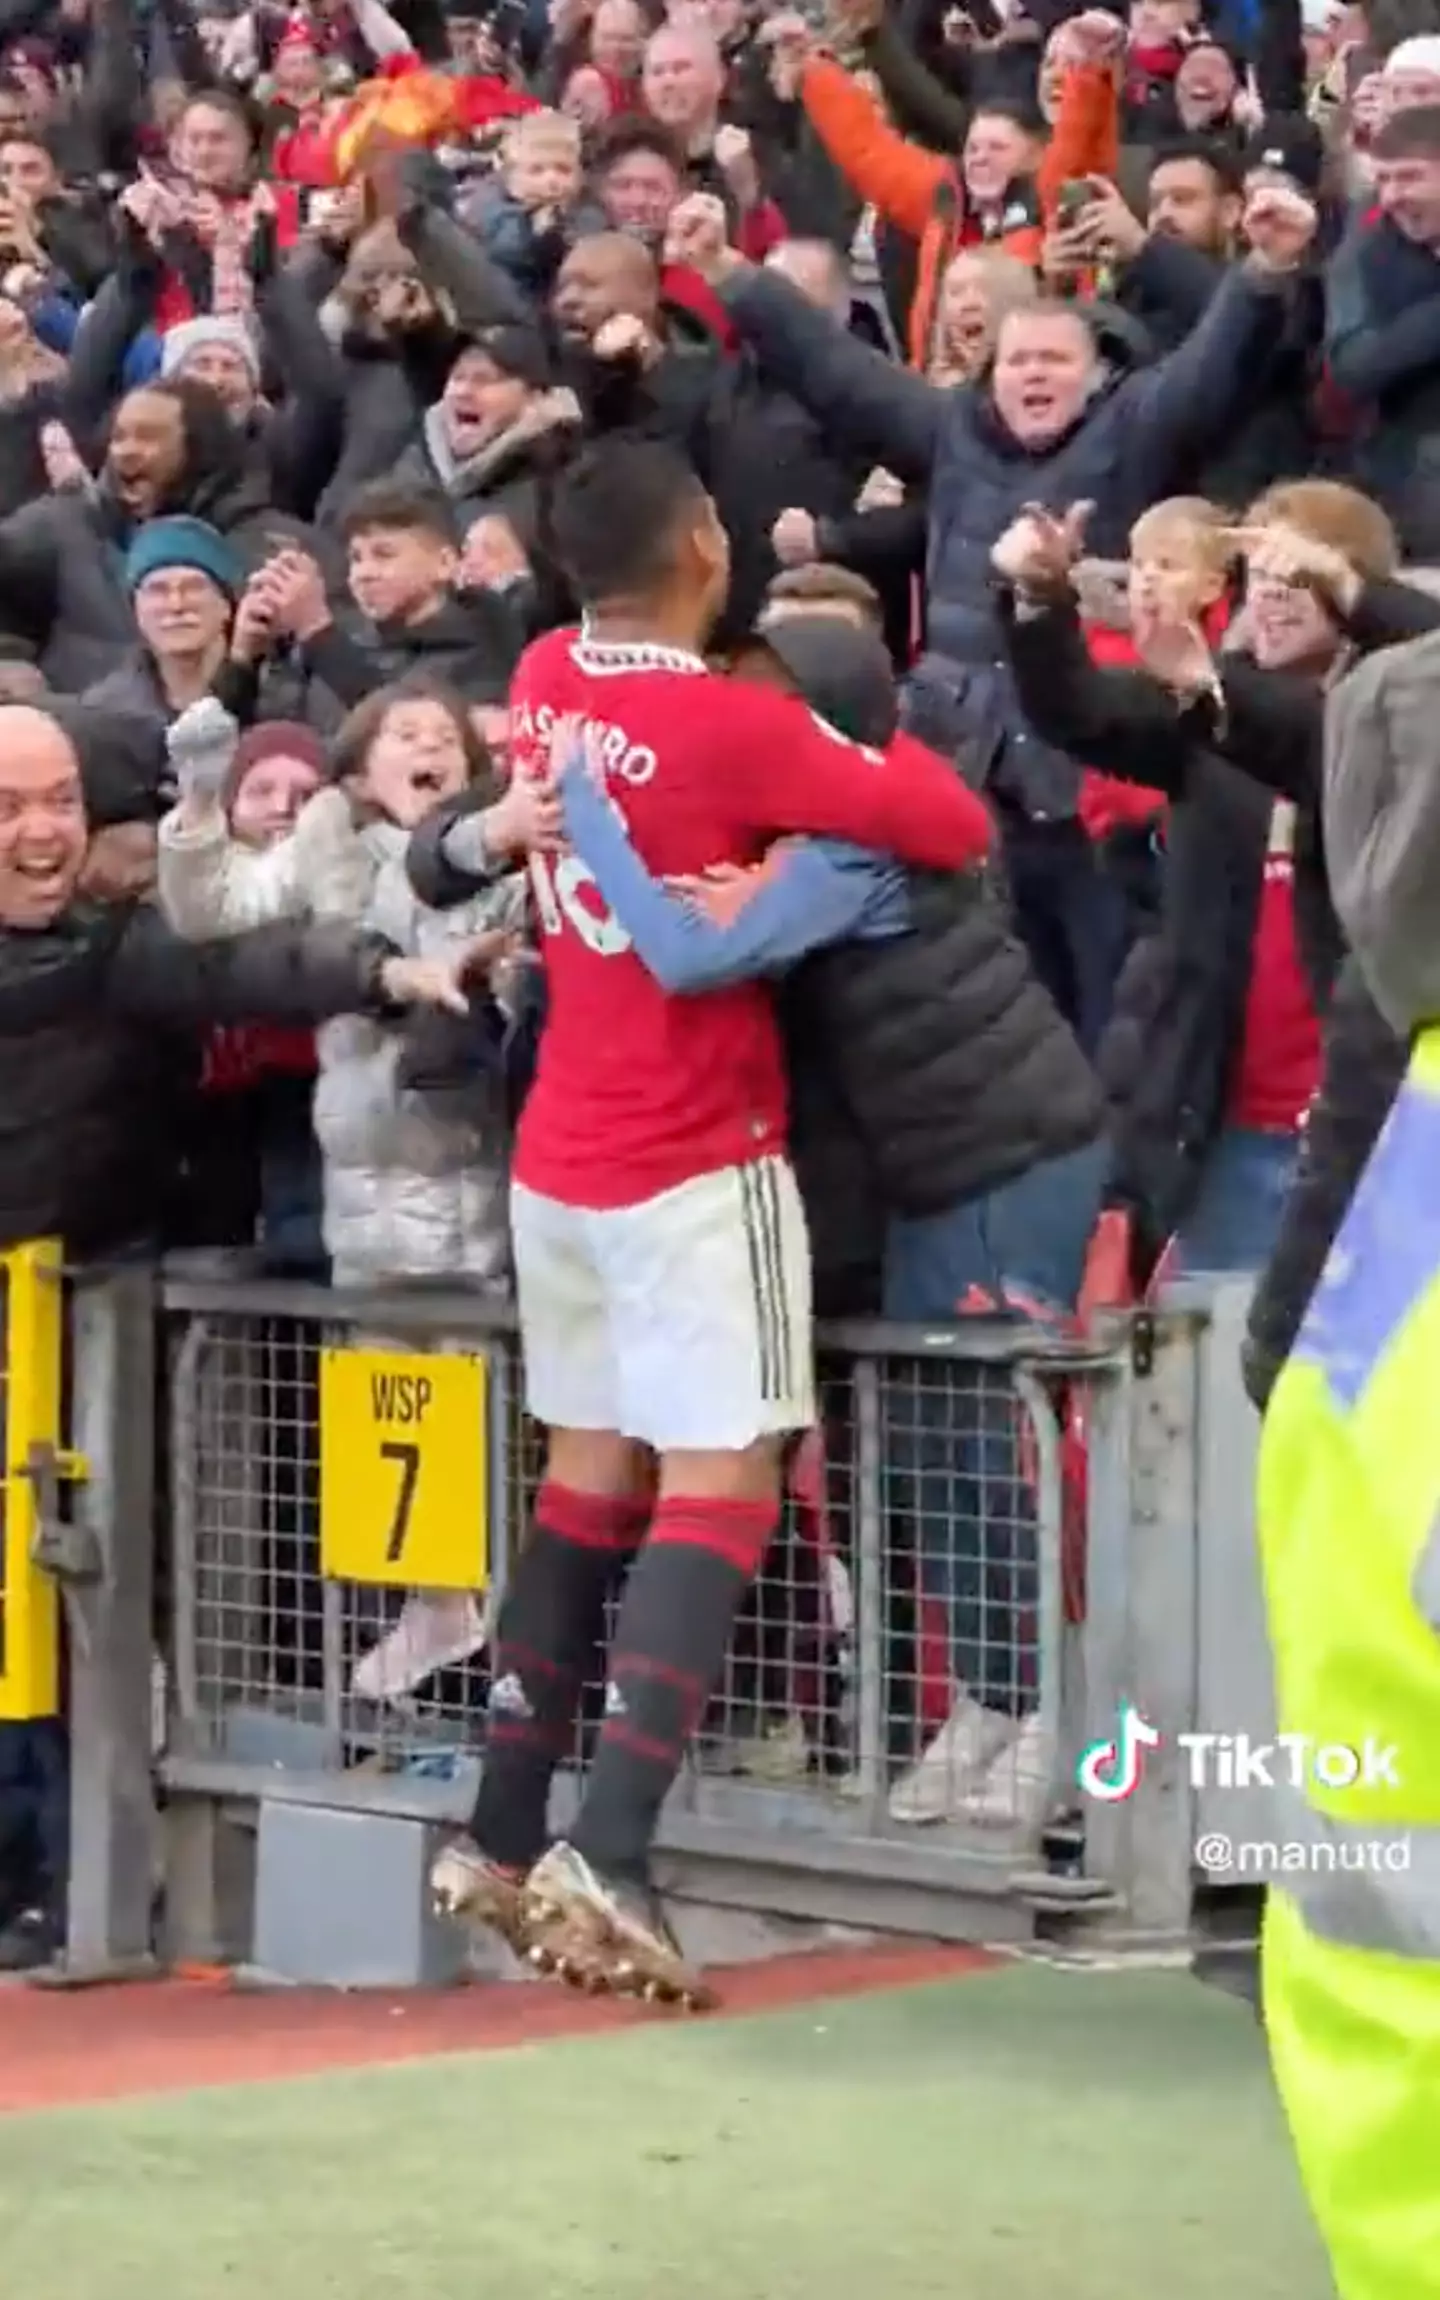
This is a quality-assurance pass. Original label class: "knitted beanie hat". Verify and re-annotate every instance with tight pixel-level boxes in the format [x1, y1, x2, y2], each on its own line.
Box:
[224, 719, 328, 811]
[161, 315, 263, 387]
[125, 516, 244, 601]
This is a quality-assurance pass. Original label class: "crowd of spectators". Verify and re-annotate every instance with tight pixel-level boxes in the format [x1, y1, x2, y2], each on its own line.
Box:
[0, 0, 1436, 1968]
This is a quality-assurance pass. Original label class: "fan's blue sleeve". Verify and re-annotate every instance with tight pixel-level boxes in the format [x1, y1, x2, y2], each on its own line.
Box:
[560, 764, 902, 992]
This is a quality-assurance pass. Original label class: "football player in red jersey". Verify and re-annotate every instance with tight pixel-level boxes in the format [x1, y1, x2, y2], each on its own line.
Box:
[431, 439, 991, 2006]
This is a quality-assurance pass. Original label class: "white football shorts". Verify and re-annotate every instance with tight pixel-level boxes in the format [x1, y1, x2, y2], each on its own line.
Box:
[510, 1154, 814, 1450]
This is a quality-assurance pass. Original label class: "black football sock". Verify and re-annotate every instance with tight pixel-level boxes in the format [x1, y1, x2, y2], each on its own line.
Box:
[570, 1494, 776, 1884]
[468, 1482, 647, 1872]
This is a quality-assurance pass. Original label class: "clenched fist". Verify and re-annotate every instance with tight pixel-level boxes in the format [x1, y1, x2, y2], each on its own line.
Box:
[758, 10, 814, 98]
[39, 420, 89, 493]
[1059, 8, 1126, 64]
[713, 124, 761, 209]
[1242, 184, 1318, 273]
[591, 311, 654, 363]
[664, 191, 741, 282]
[772, 507, 819, 566]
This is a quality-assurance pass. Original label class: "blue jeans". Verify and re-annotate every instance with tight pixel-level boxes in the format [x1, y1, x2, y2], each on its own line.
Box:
[1002, 820, 1135, 1059]
[0, 1717, 68, 1915]
[1176, 1126, 1299, 1276]
[884, 1141, 1108, 1321]
[881, 1143, 1107, 1716]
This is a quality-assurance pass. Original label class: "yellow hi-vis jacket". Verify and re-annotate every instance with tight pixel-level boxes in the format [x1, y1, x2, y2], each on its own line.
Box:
[1258, 1024, 1440, 2300]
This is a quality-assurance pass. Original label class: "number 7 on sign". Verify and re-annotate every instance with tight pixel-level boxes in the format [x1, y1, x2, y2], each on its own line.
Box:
[319, 1344, 489, 1591]
[380, 1440, 421, 1563]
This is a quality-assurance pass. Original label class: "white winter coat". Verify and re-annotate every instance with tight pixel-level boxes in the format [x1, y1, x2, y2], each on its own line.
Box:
[157, 788, 525, 1289]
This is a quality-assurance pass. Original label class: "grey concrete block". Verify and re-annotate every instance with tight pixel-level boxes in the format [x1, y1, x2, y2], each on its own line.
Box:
[251, 1800, 467, 1989]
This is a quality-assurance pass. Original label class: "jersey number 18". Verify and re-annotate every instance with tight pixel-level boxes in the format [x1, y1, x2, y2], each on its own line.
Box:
[529, 851, 633, 956]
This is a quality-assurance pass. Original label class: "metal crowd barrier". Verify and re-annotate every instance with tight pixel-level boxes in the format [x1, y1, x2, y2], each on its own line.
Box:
[17, 1257, 1282, 1978]
[0, 1245, 157, 1981]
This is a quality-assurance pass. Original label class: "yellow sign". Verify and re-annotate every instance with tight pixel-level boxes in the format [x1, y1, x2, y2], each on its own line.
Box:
[0, 1240, 64, 1723]
[319, 1347, 489, 1592]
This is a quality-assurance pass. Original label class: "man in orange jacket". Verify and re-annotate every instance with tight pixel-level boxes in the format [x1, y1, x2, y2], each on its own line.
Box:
[767, 4, 1124, 364]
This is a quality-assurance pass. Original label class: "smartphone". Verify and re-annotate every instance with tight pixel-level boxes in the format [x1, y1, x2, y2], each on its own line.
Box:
[1056, 177, 1097, 225]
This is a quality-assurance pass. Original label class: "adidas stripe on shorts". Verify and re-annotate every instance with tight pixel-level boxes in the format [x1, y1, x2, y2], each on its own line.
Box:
[510, 1153, 814, 1450]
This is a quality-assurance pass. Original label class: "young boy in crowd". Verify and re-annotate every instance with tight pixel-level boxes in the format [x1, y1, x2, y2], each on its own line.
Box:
[460, 110, 605, 300]
[247, 482, 523, 716]
[1077, 495, 1236, 958]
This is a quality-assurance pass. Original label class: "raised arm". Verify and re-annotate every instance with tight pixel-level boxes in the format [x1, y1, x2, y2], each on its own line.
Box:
[667, 196, 941, 479]
[797, 48, 949, 241]
[399, 194, 536, 333]
[157, 803, 309, 940]
[1122, 187, 1317, 500]
[155, 696, 328, 940]
[861, 13, 971, 151]
[1000, 588, 1195, 794]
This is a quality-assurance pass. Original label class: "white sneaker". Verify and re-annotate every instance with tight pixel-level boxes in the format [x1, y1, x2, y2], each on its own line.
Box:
[887, 1697, 1018, 1825]
[351, 1591, 491, 1705]
[964, 1710, 1051, 1831]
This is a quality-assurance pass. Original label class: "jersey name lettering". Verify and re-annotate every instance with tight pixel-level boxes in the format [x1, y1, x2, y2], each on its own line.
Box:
[511, 699, 657, 789]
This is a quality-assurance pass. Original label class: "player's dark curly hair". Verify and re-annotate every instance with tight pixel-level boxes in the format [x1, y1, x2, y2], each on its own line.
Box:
[548, 438, 709, 607]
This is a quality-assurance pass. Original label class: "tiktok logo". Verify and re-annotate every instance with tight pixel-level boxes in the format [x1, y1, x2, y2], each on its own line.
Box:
[1076, 1705, 1163, 1802]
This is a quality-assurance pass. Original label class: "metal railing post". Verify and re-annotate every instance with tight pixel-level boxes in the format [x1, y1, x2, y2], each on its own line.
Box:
[852, 1355, 885, 1808]
[51, 1267, 159, 1983]
[1094, 1311, 1204, 1943]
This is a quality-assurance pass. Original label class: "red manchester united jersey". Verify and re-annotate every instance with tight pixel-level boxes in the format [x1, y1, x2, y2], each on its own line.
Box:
[509, 627, 991, 1208]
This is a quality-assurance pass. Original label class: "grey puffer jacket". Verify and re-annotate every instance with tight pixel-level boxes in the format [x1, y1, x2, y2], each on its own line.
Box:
[157, 786, 525, 1289]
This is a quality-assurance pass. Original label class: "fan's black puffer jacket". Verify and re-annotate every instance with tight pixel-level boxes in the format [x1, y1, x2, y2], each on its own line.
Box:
[0, 900, 398, 1258]
[781, 864, 1104, 1220]
[412, 792, 1103, 1231]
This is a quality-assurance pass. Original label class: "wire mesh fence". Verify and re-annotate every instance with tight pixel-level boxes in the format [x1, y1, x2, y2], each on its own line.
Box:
[164, 1294, 1080, 1863]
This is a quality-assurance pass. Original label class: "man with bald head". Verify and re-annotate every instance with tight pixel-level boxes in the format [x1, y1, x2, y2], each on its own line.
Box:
[0, 706, 488, 1259]
[552, 231, 664, 347]
[640, 16, 786, 260]
[643, 20, 725, 155]
[548, 218, 871, 639]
